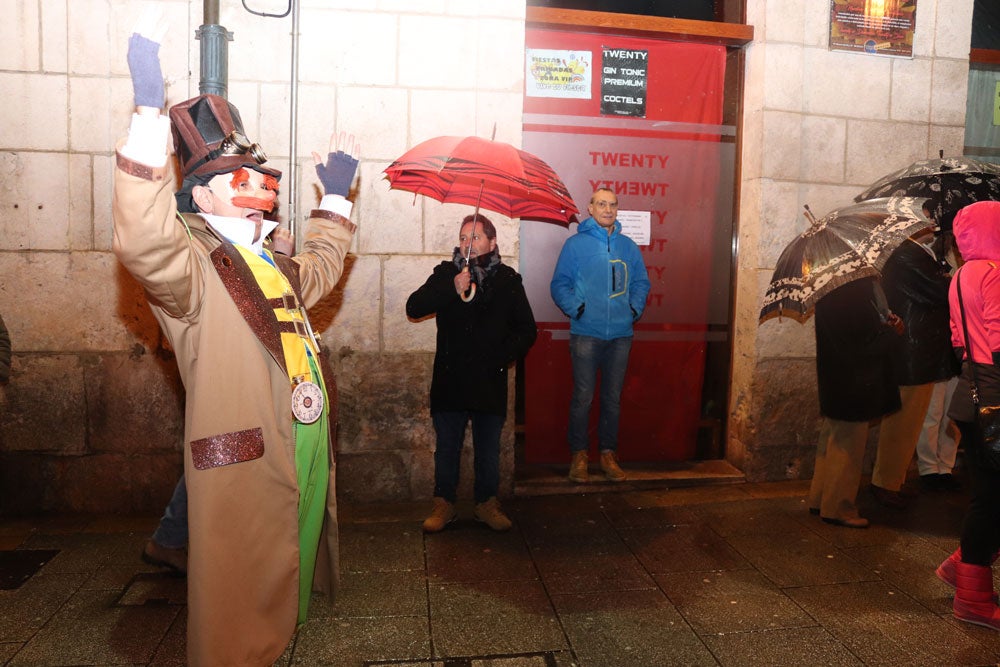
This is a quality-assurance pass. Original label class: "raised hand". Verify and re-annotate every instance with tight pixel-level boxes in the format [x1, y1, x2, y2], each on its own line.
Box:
[312, 132, 360, 197]
[127, 7, 168, 109]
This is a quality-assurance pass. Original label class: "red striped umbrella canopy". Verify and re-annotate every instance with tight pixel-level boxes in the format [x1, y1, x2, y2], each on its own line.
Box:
[383, 135, 579, 225]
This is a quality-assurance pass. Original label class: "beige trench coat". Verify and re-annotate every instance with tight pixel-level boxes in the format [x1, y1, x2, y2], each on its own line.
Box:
[112, 150, 353, 666]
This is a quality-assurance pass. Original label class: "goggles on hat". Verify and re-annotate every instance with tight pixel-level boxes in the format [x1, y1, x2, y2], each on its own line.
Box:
[187, 130, 268, 175]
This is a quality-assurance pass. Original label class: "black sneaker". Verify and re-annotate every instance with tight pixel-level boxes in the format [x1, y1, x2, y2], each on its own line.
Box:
[937, 473, 963, 492]
[919, 473, 942, 492]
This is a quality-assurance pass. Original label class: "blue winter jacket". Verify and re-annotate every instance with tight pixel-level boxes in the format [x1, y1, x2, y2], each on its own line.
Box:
[550, 216, 651, 340]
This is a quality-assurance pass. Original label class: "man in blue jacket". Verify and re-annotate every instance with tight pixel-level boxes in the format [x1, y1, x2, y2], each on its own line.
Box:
[550, 187, 651, 483]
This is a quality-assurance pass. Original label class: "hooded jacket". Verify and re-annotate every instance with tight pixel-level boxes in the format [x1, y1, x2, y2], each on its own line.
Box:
[947, 201, 1000, 422]
[550, 217, 651, 339]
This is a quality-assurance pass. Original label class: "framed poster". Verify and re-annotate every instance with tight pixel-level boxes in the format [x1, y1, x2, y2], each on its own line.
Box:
[829, 0, 917, 57]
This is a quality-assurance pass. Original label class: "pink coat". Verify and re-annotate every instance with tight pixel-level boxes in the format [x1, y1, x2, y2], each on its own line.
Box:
[950, 202, 1000, 365]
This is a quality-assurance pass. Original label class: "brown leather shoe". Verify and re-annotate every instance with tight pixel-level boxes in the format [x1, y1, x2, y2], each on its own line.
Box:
[568, 451, 589, 483]
[870, 484, 908, 509]
[422, 497, 457, 533]
[141, 539, 187, 575]
[821, 516, 870, 529]
[600, 450, 626, 482]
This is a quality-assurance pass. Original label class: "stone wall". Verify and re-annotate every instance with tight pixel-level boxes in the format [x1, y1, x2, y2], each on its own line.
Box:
[732, 0, 974, 481]
[0, 0, 526, 513]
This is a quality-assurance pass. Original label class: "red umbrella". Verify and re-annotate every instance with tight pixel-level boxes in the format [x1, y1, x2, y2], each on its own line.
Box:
[383, 135, 579, 226]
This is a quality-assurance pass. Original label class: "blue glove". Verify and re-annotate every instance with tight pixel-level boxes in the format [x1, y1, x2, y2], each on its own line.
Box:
[315, 151, 359, 197]
[127, 33, 164, 108]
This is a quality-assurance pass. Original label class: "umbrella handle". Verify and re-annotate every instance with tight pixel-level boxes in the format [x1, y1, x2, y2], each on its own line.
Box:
[461, 283, 476, 302]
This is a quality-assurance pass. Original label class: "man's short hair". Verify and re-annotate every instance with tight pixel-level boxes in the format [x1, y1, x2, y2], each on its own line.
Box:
[461, 213, 496, 240]
[590, 187, 616, 203]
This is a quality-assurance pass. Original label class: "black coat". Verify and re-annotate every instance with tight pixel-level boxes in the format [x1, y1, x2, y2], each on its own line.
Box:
[406, 260, 537, 416]
[815, 277, 901, 422]
[881, 239, 959, 385]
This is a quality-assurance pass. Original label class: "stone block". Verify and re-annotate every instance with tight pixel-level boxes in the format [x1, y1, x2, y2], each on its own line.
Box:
[0, 252, 160, 353]
[338, 87, 409, 164]
[845, 120, 927, 186]
[335, 351, 434, 454]
[312, 254, 382, 354]
[411, 90, 479, 146]
[399, 15, 478, 89]
[800, 116, 846, 183]
[0, 152, 69, 250]
[40, 0, 68, 73]
[337, 451, 411, 503]
[1, 354, 87, 455]
[69, 154, 95, 251]
[762, 44, 804, 112]
[298, 12, 397, 87]
[933, 2, 974, 60]
[0, 450, 182, 515]
[890, 58, 932, 123]
[85, 349, 184, 454]
[803, 48, 890, 120]
[409, 449, 436, 500]
[764, 0, 804, 43]
[92, 155, 115, 251]
[750, 358, 820, 469]
[761, 111, 801, 181]
[384, 256, 442, 353]
[929, 125, 966, 159]
[930, 59, 970, 126]
[1, 1, 39, 70]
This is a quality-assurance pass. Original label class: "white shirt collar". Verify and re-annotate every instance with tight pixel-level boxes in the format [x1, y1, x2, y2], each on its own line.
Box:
[202, 214, 279, 255]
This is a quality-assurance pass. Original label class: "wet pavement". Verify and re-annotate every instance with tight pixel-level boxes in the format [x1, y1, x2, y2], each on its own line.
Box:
[1, 474, 998, 666]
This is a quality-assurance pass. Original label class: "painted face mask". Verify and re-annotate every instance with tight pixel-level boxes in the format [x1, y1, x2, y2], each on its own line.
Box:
[227, 168, 280, 212]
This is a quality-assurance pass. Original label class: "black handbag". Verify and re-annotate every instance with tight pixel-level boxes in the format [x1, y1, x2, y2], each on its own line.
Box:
[955, 266, 1000, 469]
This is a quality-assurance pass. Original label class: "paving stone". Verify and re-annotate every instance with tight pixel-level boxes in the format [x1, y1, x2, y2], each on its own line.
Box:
[601, 504, 701, 529]
[529, 537, 655, 595]
[319, 570, 428, 618]
[290, 615, 430, 665]
[726, 528, 875, 587]
[693, 498, 814, 537]
[7, 588, 178, 666]
[0, 571, 87, 642]
[702, 626, 863, 666]
[339, 521, 425, 573]
[656, 569, 814, 634]
[425, 528, 537, 584]
[619, 523, 752, 574]
[552, 589, 717, 666]
[787, 579, 996, 666]
[844, 537, 958, 614]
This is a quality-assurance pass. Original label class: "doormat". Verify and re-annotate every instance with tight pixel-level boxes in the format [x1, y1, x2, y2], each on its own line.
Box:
[0, 549, 59, 590]
[366, 651, 561, 666]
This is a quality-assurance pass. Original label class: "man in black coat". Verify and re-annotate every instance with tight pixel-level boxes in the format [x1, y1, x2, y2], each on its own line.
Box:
[809, 277, 902, 528]
[870, 235, 959, 507]
[406, 214, 537, 532]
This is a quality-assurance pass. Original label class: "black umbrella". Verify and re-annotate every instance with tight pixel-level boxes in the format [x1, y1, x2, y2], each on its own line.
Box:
[759, 197, 934, 323]
[854, 152, 1000, 230]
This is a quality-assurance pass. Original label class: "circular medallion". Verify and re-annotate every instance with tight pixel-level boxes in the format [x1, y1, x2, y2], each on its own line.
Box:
[291, 381, 324, 424]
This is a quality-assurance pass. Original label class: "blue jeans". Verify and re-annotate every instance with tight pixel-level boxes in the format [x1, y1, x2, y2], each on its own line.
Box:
[432, 411, 505, 504]
[568, 334, 633, 454]
[152, 474, 188, 549]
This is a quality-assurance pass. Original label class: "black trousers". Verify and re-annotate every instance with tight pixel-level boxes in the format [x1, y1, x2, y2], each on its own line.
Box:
[958, 420, 1000, 564]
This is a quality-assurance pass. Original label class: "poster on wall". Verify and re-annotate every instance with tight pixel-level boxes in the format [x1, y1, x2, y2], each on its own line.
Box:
[600, 47, 648, 117]
[829, 0, 917, 57]
[525, 48, 592, 99]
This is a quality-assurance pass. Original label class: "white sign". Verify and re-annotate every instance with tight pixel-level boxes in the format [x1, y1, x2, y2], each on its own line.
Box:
[525, 48, 592, 99]
[617, 209, 651, 246]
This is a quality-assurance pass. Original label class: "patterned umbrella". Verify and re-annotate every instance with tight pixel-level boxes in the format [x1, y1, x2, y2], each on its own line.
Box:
[759, 197, 934, 323]
[854, 154, 1000, 230]
[383, 135, 579, 225]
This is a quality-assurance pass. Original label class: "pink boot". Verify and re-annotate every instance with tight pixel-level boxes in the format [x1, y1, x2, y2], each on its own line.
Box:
[953, 561, 1000, 630]
[937, 549, 1000, 589]
[936, 549, 962, 588]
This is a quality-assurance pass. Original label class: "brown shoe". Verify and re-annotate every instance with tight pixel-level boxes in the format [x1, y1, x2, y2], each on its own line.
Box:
[600, 450, 626, 482]
[821, 515, 870, 529]
[870, 484, 908, 509]
[422, 497, 457, 533]
[474, 497, 512, 531]
[568, 451, 589, 483]
[141, 539, 187, 575]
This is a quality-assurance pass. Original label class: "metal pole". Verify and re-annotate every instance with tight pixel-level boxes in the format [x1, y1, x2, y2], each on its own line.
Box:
[196, 0, 232, 98]
[288, 0, 301, 246]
